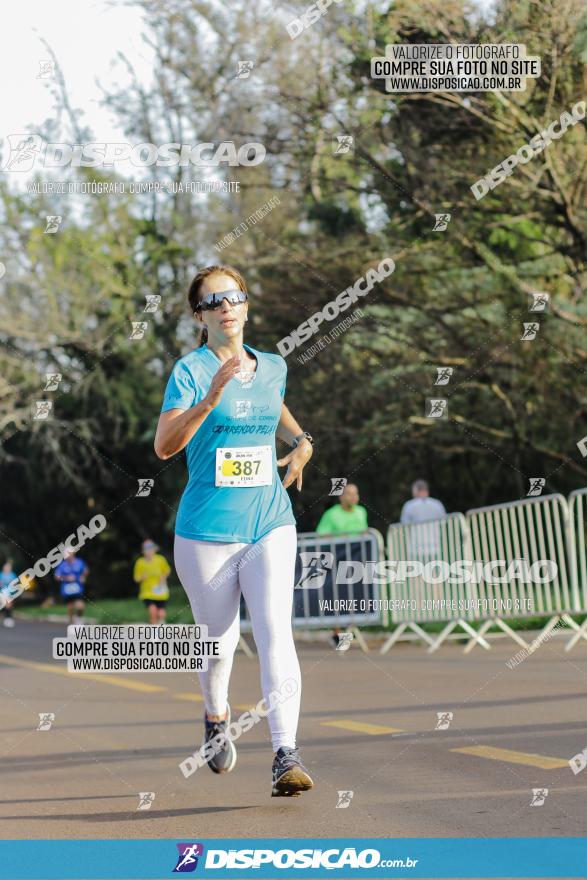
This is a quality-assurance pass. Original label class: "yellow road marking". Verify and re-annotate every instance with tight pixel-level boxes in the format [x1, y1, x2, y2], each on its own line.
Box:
[452, 745, 568, 770]
[174, 692, 205, 703]
[0, 653, 164, 693]
[320, 719, 402, 735]
[233, 703, 258, 711]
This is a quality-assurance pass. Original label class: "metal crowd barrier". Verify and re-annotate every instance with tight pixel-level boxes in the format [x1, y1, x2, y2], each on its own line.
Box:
[564, 488, 587, 651]
[239, 528, 386, 653]
[381, 491, 587, 654]
[463, 494, 578, 652]
[380, 513, 488, 653]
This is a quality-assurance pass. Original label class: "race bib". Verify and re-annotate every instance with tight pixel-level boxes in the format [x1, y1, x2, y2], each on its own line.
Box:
[152, 581, 167, 596]
[215, 445, 273, 487]
[62, 582, 83, 597]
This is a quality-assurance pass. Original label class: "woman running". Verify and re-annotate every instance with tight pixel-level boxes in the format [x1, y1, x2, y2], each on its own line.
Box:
[154, 264, 314, 797]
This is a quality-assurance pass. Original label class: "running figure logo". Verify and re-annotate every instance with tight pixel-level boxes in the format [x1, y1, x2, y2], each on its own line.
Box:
[144, 295, 161, 313]
[173, 843, 204, 873]
[425, 398, 447, 419]
[530, 788, 549, 806]
[44, 215, 62, 234]
[335, 632, 354, 652]
[295, 552, 334, 590]
[234, 400, 252, 418]
[136, 479, 155, 497]
[137, 792, 155, 810]
[435, 711, 453, 730]
[329, 477, 347, 496]
[521, 322, 539, 341]
[32, 400, 53, 420]
[527, 478, 545, 497]
[336, 790, 354, 808]
[236, 61, 254, 79]
[2, 134, 42, 172]
[37, 713, 55, 731]
[129, 321, 148, 340]
[37, 60, 56, 79]
[434, 367, 453, 386]
[333, 135, 354, 154]
[44, 373, 62, 391]
[432, 213, 451, 231]
[528, 293, 549, 312]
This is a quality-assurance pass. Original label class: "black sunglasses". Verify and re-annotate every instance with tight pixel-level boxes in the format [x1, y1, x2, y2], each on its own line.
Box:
[196, 290, 248, 312]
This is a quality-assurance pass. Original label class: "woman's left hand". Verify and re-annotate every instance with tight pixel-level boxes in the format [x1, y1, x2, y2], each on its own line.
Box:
[277, 440, 313, 491]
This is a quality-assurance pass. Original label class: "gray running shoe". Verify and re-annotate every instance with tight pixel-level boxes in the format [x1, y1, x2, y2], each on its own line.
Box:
[271, 746, 313, 797]
[202, 704, 237, 774]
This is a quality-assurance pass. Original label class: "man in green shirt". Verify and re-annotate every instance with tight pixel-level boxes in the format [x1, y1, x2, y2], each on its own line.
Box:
[315, 483, 369, 649]
[316, 483, 368, 535]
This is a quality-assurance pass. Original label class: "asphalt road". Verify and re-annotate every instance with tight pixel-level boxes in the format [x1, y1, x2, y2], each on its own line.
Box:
[1, 619, 587, 848]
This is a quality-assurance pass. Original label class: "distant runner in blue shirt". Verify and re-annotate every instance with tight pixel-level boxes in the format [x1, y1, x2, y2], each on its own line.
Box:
[155, 264, 314, 798]
[1, 560, 17, 628]
[54, 551, 88, 624]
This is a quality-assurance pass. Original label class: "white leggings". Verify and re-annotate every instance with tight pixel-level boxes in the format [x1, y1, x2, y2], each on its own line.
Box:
[174, 525, 300, 752]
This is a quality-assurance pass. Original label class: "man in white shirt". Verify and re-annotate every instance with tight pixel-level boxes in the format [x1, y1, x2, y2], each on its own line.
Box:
[400, 480, 446, 524]
[400, 480, 447, 560]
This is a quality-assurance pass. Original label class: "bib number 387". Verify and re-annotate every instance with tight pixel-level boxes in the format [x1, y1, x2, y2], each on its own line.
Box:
[215, 445, 273, 487]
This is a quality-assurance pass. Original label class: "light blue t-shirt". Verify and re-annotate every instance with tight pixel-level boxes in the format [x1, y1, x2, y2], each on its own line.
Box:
[161, 343, 296, 543]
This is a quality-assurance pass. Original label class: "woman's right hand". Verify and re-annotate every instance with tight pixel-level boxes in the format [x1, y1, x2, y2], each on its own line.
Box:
[204, 354, 241, 409]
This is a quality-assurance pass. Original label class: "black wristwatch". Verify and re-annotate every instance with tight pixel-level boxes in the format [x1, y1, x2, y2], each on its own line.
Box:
[292, 432, 313, 448]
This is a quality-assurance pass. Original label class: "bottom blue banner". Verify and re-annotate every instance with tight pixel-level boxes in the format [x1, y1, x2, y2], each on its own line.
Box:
[0, 837, 586, 879]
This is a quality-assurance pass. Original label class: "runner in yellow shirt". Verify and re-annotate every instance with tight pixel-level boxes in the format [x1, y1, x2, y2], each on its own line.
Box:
[133, 539, 172, 624]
